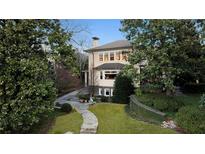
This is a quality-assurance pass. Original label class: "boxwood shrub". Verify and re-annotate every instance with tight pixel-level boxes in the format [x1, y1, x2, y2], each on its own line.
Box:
[176, 106, 205, 133]
[61, 103, 72, 113]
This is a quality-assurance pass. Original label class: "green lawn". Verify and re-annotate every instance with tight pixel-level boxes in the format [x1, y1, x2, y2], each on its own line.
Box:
[89, 103, 176, 134]
[49, 110, 83, 134]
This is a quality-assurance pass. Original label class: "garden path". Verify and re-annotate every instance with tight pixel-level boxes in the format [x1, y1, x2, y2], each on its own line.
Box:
[55, 88, 98, 134]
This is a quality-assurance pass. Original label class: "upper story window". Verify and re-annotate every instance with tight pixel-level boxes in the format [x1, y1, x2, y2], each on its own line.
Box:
[99, 53, 103, 61]
[116, 52, 121, 60]
[110, 52, 114, 61]
[122, 51, 128, 61]
[104, 71, 118, 80]
[104, 53, 109, 61]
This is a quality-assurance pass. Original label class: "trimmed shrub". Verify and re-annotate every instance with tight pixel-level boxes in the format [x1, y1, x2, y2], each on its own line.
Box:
[100, 96, 109, 102]
[176, 106, 205, 133]
[182, 83, 205, 93]
[55, 102, 62, 107]
[61, 103, 72, 113]
[112, 73, 135, 104]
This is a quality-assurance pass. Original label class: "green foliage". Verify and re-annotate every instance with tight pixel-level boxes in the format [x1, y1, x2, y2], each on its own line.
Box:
[112, 72, 135, 104]
[120, 19, 205, 94]
[137, 93, 189, 112]
[100, 96, 109, 102]
[153, 101, 169, 111]
[78, 94, 90, 101]
[55, 102, 62, 107]
[0, 20, 76, 133]
[135, 88, 142, 96]
[61, 103, 72, 113]
[141, 83, 163, 93]
[199, 94, 205, 108]
[183, 83, 205, 93]
[176, 106, 205, 133]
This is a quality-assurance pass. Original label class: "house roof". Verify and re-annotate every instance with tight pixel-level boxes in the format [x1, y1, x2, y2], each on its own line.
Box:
[85, 40, 132, 52]
[94, 63, 125, 70]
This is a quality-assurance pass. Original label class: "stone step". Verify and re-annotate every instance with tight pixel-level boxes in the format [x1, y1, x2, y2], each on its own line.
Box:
[80, 128, 97, 134]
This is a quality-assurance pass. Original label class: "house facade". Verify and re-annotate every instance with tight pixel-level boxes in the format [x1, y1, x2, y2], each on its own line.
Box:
[84, 37, 134, 97]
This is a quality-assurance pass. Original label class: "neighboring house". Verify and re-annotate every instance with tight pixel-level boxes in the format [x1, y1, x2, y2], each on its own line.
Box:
[84, 37, 134, 97]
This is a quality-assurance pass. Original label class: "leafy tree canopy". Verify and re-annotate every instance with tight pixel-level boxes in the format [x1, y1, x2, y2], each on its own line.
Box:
[0, 19, 76, 133]
[120, 19, 205, 94]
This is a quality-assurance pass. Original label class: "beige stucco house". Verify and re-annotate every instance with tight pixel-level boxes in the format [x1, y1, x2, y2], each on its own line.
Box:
[84, 37, 134, 97]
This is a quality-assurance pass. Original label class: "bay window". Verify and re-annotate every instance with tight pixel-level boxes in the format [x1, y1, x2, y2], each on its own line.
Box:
[104, 71, 118, 80]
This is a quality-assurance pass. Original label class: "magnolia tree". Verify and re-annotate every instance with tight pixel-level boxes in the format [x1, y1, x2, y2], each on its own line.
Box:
[120, 19, 205, 95]
[0, 20, 76, 133]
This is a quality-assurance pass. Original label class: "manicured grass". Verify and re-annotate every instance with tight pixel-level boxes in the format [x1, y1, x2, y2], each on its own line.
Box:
[89, 103, 176, 134]
[49, 110, 83, 134]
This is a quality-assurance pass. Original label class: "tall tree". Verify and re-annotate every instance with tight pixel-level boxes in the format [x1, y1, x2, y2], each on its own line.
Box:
[120, 19, 205, 95]
[0, 20, 76, 133]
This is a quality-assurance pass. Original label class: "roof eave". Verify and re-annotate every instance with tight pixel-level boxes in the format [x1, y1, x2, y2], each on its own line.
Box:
[84, 46, 132, 52]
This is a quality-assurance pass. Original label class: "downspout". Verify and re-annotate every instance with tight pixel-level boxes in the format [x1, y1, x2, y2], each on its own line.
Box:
[92, 52, 95, 95]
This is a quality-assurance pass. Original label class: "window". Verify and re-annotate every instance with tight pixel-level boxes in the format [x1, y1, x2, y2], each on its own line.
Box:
[116, 52, 121, 60]
[104, 53, 109, 61]
[122, 51, 128, 61]
[99, 88, 102, 96]
[104, 71, 118, 80]
[111, 89, 113, 96]
[110, 52, 114, 61]
[100, 71, 103, 79]
[99, 53, 103, 61]
[104, 88, 110, 96]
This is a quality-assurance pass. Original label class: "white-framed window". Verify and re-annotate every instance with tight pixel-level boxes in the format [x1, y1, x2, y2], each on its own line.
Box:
[99, 53, 103, 61]
[104, 88, 110, 97]
[111, 89, 113, 96]
[104, 70, 118, 80]
[110, 52, 114, 61]
[116, 51, 121, 60]
[100, 71, 103, 79]
[99, 88, 102, 96]
[104, 52, 109, 61]
[122, 51, 128, 61]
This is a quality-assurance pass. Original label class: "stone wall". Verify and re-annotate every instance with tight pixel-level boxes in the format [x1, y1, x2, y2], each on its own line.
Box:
[129, 95, 166, 124]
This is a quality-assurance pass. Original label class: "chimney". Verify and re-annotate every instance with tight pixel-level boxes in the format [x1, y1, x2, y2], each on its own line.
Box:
[92, 37, 99, 48]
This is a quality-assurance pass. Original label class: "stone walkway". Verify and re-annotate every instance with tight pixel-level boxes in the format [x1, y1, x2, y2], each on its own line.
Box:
[55, 88, 98, 134]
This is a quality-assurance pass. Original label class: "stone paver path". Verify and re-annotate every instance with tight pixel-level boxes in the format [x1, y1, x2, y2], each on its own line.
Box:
[55, 88, 98, 134]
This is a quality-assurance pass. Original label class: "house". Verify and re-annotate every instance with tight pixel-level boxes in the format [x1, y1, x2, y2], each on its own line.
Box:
[83, 37, 134, 97]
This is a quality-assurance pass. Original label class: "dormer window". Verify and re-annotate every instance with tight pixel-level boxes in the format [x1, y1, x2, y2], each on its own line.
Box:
[110, 52, 114, 61]
[99, 53, 103, 61]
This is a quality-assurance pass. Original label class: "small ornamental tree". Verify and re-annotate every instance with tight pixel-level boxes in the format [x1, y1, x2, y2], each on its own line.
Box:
[112, 72, 135, 104]
[0, 20, 76, 133]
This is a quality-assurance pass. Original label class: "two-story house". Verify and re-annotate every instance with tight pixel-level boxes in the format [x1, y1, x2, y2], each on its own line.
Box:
[84, 37, 133, 97]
